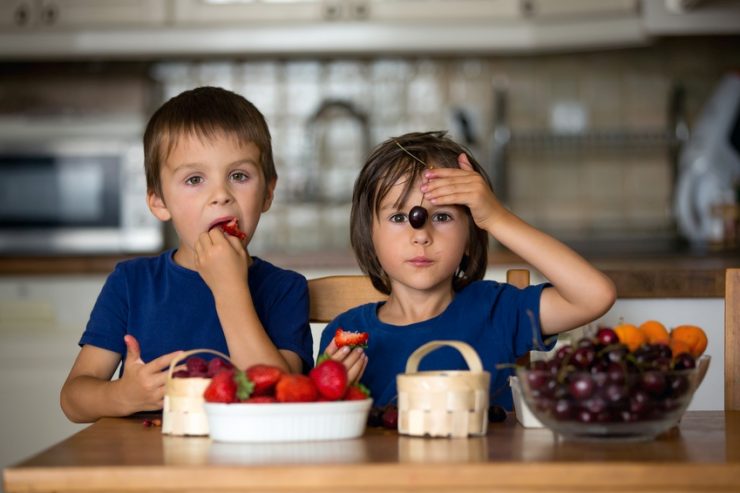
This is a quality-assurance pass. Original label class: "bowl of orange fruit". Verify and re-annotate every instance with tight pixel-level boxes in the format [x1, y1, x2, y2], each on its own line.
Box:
[515, 321, 709, 441]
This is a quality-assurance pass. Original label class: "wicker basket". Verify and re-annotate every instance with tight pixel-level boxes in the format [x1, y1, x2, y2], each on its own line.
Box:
[162, 348, 231, 437]
[397, 341, 490, 438]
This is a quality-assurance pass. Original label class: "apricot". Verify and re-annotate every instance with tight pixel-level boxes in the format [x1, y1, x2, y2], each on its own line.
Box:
[613, 323, 647, 352]
[670, 325, 708, 358]
[639, 320, 670, 345]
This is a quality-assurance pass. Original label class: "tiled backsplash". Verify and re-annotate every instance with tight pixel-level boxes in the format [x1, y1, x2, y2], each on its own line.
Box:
[150, 38, 738, 253]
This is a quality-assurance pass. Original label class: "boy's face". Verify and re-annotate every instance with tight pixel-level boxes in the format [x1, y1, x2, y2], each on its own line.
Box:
[147, 131, 275, 268]
[371, 172, 468, 294]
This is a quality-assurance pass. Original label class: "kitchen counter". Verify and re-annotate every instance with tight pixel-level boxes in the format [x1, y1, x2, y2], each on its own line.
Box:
[3, 411, 740, 493]
[2, 249, 739, 298]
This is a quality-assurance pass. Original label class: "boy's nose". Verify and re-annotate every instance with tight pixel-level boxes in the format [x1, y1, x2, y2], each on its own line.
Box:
[411, 225, 431, 245]
[209, 183, 234, 205]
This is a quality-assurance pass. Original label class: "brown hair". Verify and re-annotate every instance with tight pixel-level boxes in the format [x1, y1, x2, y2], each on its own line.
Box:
[350, 131, 491, 295]
[143, 86, 276, 198]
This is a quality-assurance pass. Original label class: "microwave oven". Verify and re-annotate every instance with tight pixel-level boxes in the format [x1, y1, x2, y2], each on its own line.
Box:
[0, 116, 163, 255]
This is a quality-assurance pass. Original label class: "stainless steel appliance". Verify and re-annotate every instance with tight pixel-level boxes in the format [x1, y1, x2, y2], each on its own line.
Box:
[0, 116, 162, 254]
[674, 73, 740, 247]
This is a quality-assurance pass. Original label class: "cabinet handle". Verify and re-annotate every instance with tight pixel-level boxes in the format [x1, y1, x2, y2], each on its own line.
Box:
[323, 1, 342, 20]
[41, 3, 57, 25]
[14, 3, 30, 26]
[353, 1, 369, 19]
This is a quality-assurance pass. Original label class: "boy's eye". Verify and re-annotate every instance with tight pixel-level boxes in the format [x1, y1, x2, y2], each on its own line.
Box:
[389, 213, 407, 224]
[185, 176, 203, 186]
[432, 212, 453, 223]
[231, 171, 249, 182]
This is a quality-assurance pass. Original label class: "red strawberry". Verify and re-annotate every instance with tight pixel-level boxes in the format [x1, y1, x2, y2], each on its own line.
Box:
[344, 383, 371, 401]
[203, 369, 237, 403]
[334, 328, 369, 349]
[275, 374, 319, 403]
[243, 395, 278, 403]
[220, 218, 247, 240]
[186, 356, 208, 377]
[246, 364, 284, 396]
[172, 369, 190, 378]
[203, 368, 254, 403]
[206, 357, 233, 377]
[309, 359, 348, 401]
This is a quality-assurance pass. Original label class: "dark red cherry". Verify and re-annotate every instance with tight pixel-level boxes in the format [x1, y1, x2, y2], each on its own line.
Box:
[408, 206, 428, 229]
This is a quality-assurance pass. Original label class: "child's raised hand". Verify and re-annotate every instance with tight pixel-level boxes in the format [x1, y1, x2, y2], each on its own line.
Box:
[119, 335, 182, 413]
[421, 153, 505, 231]
[323, 340, 368, 384]
[194, 227, 249, 296]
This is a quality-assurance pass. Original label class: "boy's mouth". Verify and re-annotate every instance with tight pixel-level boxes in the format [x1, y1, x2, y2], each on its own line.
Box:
[208, 217, 235, 231]
[209, 216, 247, 241]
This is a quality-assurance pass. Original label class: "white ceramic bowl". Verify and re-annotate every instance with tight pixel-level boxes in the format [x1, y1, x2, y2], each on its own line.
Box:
[204, 399, 373, 443]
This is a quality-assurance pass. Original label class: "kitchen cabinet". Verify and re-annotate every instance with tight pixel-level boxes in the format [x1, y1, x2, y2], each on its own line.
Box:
[643, 0, 740, 35]
[0, 0, 168, 30]
[172, 0, 326, 25]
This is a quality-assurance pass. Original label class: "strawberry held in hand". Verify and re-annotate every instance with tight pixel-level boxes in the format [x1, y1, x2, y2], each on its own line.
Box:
[309, 357, 349, 401]
[209, 217, 247, 240]
[334, 328, 369, 349]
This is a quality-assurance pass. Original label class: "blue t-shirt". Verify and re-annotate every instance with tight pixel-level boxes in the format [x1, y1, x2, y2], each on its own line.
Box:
[318, 280, 554, 410]
[81, 249, 314, 372]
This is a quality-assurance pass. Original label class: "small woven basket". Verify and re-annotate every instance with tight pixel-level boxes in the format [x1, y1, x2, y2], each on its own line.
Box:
[162, 348, 231, 437]
[397, 341, 490, 438]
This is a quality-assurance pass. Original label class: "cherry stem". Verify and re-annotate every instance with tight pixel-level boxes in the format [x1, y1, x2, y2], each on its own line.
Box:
[394, 140, 432, 208]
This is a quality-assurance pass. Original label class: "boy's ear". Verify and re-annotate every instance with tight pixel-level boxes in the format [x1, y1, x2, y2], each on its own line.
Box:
[147, 190, 172, 222]
[261, 177, 277, 212]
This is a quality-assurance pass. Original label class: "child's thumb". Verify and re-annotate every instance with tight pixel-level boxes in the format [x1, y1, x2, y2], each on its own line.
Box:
[457, 152, 473, 170]
[124, 334, 143, 364]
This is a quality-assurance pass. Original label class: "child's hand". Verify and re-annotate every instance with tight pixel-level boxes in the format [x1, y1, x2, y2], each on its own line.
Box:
[323, 340, 368, 384]
[194, 227, 249, 296]
[421, 153, 505, 231]
[119, 335, 182, 413]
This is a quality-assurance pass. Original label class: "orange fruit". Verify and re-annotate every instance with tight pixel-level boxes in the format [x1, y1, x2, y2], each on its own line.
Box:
[670, 325, 708, 358]
[639, 320, 670, 345]
[669, 338, 691, 358]
[613, 323, 647, 352]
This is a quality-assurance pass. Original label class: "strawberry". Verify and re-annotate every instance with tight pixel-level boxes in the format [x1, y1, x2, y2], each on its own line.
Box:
[309, 359, 348, 401]
[243, 395, 278, 404]
[203, 369, 237, 403]
[220, 218, 247, 240]
[206, 357, 233, 378]
[334, 328, 369, 349]
[344, 383, 371, 401]
[203, 368, 254, 403]
[246, 364, 284, 396]
[275, 374, 319, 403]
[185, 356, 208, 377]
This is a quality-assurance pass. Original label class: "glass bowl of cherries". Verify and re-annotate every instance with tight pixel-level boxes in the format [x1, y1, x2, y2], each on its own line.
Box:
[515, 326, 710, 441]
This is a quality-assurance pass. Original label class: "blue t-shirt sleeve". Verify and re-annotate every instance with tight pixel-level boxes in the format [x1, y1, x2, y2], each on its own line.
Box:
[260, 273, 314, 372]
[317, 317, 341, 357]
[79, 263, 129, 355]
[508, 282, 557, 357]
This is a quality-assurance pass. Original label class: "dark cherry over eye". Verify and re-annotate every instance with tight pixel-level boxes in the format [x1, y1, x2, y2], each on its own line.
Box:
[408, 206, 428, 229]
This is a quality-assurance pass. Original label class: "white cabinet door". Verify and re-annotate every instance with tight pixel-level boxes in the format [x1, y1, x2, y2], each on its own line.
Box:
[173, 0, 326, 25]
[0, 0, 168, 30]
[363, 0, 522, 22]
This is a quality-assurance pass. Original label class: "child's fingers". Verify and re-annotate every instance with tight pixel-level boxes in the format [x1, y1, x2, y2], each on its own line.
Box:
[323, 340, 339, 356]
[146, 350, 185, 374]
[347, 354, 368, 383]
[341, 347, 365, 369]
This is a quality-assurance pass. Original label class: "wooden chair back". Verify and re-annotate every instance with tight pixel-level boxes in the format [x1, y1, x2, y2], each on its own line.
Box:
[725, 268, 740, 410]
[308, 269, 531, 323]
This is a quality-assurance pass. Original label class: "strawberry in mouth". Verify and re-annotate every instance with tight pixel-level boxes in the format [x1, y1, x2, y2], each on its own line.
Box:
[209, 217, 247, 240]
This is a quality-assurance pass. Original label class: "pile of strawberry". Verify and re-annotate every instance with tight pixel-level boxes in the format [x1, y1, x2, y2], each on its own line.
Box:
[201, 356, 370, 404]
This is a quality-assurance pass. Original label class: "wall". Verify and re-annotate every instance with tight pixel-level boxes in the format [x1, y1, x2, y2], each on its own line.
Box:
[146, 37, 740, 254]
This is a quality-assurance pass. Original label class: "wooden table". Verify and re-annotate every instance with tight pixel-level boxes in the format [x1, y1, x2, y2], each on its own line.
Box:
[4, 411, 740, 493]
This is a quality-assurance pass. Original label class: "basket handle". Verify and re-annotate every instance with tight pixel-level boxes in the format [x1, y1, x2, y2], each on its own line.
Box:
[404, 340, 483, 374]
[166, 348, 233, 379]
